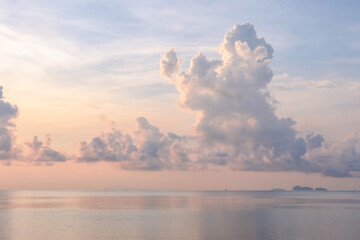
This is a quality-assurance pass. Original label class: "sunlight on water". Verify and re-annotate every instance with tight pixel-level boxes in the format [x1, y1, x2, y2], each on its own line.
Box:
[1, 191, 360, 240]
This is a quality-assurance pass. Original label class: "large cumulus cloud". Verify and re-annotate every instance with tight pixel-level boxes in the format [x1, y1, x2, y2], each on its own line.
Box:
[160, 23, 360, 177]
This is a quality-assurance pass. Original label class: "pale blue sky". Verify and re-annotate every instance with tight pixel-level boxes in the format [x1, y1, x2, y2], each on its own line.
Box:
[2, 0, 360, 80]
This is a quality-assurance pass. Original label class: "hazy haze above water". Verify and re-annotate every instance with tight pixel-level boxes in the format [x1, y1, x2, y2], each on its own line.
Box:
[1, 190, 360, 240]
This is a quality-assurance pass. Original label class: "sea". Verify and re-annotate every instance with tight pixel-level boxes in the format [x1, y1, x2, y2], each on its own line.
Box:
[0, 190, 360, 240]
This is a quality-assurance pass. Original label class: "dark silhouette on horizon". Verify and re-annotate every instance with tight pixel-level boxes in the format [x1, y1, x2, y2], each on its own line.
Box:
[292, 186, 328, 191]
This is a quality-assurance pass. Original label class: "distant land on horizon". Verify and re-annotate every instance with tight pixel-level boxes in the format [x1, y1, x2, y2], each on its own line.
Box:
[268, 186, 328, 192]
[292, 186, 328, 191]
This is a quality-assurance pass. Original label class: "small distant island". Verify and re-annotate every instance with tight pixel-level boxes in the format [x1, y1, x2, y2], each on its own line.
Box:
[292, 185, 313, 191]
[269, 188, 286, 192]
[292, 185, 327, 191]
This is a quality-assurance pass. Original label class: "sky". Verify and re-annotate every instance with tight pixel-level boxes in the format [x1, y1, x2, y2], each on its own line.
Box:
[1, 0, 360, 190]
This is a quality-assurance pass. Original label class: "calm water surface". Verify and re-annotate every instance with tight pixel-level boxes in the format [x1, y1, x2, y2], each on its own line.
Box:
[0, 190, 360, 240]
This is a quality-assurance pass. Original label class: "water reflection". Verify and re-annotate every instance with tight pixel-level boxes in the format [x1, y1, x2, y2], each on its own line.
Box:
[0, 191, 360, 240]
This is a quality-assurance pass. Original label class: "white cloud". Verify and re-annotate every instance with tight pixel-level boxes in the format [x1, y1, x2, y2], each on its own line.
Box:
[161, 24, 305, 170]
[305, 133, 360, 177]
[159, 23, 360, 177]
[271, 74, 336, 90]
[78, 117, 195, 170]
